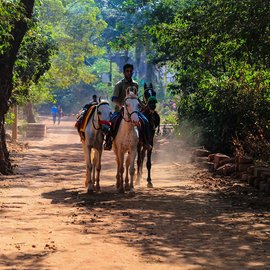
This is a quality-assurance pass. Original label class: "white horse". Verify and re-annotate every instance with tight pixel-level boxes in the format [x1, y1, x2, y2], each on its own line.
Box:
[113, 88, 140, 194]
[82, 100, 112, 193]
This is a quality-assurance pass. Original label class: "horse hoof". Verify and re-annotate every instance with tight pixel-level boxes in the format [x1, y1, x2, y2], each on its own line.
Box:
[118, 187, 125, 194]
[147, 182, 153, 188]
[87, 189, 94, 194]
[95, 185, 101, 192]
[128, 190, 135, 197]
[125, 185, 130, 191]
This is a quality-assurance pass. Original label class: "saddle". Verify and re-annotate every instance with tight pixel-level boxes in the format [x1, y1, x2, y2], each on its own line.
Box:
[75, 104, 97, 139]
[110, 110, 148, 145]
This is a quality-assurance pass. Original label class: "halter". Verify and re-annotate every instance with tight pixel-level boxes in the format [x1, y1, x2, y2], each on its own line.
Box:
[123, 96, 139, 122]
[92, 102, 111, 130]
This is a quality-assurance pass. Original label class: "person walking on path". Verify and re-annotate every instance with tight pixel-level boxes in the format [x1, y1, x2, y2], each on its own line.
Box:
[57, 105, 63, 125]
[51, 105, 58, 125]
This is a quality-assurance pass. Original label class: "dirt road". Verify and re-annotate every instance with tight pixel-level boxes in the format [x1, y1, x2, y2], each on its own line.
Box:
[1, 118, 270, 270]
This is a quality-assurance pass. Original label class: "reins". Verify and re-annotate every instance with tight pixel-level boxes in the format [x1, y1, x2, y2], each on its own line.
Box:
[123, 97, 139, 122]
[92, 102, 111, 130]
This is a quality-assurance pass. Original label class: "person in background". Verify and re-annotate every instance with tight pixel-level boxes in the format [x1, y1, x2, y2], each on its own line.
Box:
[57, 105, 63, 125]
[51, 105, 58, 125]
[82, 94, 98, 111]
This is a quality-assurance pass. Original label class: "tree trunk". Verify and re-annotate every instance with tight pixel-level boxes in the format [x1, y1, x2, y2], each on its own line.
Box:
[124, 50, 129, 64]
[23, 102, 36, 123]
[0, 0, 35, 174]
[0, 119, 12, 174]
[145, 38, 155, 83]
[12, 105, 18, 142]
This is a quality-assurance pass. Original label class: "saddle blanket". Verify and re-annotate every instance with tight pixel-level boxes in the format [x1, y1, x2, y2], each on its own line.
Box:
[79, 105, 96, 133]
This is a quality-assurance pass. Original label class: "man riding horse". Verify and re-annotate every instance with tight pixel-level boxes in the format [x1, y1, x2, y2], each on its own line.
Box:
[104, 63, 152, 151]
[136, 83, 160, 187]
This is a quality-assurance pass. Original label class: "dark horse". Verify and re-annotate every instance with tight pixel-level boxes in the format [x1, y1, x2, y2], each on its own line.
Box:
[136, 83, 160, 188]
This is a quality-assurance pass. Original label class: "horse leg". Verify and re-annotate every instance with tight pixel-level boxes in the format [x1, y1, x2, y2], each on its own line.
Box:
[137, 147, 146, 185]
[95, 149, 102, 192]
[86, 145, 93, 193]
[92, 151, 96, 191]
[117, 151, 125, 193]
[115, 154, 121, 189]
[136, 145, 142, 186]
[129, 150, 137, 195]
[125, 153, 130, 191]
[146, 148, 153, 188]
[82, 142, 89, 188]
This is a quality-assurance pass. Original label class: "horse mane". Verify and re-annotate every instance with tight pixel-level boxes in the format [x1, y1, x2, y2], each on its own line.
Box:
[125, 92, 138, 100]
[97, 100, 110, 107]
[143, 83, 156, 103]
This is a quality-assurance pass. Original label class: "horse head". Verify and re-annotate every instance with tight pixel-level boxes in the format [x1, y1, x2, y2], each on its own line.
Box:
[93, 100, 112, 135]
[144, 83, 157, 111]
[124, 89, 140, 126]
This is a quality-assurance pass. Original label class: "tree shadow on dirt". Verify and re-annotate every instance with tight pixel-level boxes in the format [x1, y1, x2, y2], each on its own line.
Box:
[42, 183, 270, 270]
[11, 124, 270, 269]
[0, 252, 53, 270]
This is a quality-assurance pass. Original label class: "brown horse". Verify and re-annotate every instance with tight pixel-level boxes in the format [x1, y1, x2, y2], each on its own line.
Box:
[136, 83, 160, 188]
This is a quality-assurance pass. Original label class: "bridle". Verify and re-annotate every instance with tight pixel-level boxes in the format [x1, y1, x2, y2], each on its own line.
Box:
[144, 87, 156, 102]
[92, 102, 111, 130]
[123, 96, 140, 122]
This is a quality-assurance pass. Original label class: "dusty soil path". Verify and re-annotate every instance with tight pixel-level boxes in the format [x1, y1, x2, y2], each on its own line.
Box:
[1, 118, 270, 270]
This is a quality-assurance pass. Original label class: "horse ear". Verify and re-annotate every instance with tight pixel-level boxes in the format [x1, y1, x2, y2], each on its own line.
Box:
[144, 83, 147, 89]
[150, 83, 153, 88]
[133, 87, 138, 95]
[99, 97, 101, 103]
[126, 87, 130, 95]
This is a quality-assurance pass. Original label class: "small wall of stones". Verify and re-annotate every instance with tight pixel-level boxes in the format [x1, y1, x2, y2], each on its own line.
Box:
[191, 148, 270, 194]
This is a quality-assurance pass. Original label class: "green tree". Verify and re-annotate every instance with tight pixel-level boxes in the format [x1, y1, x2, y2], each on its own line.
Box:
[0, 0, 35, 174]
[39, 0, 107, 89]
[150, 0, 270, 157]
[13, 21, 57, 122]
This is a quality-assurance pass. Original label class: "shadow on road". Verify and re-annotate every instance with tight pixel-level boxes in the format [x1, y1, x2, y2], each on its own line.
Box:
[42, 183, 270, 270]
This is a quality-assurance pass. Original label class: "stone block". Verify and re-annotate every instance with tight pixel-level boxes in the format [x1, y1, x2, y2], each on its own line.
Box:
[216, 164, 236, 176]
[200, 161, 215, 172]
[219, 157, 235, 166]
[265, 182, 270, 194]
[238, 163, 252, 172]
[26, 123, 46, 138]
[213, 154, 230, 169]
[254, 177, 264, 189]
[247, 166, 255, 174]
[261, 171, 270, 180]
[259, 181, 267, 192]
[237, 156, 253, 164]
[208, 153, 215, 162]
[193, 149, 211, 157]
[241, 173, 250, 182]
[195, 156, 209, 163]
[248, 176, 257, 186]
[253, 167, 270, 177]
